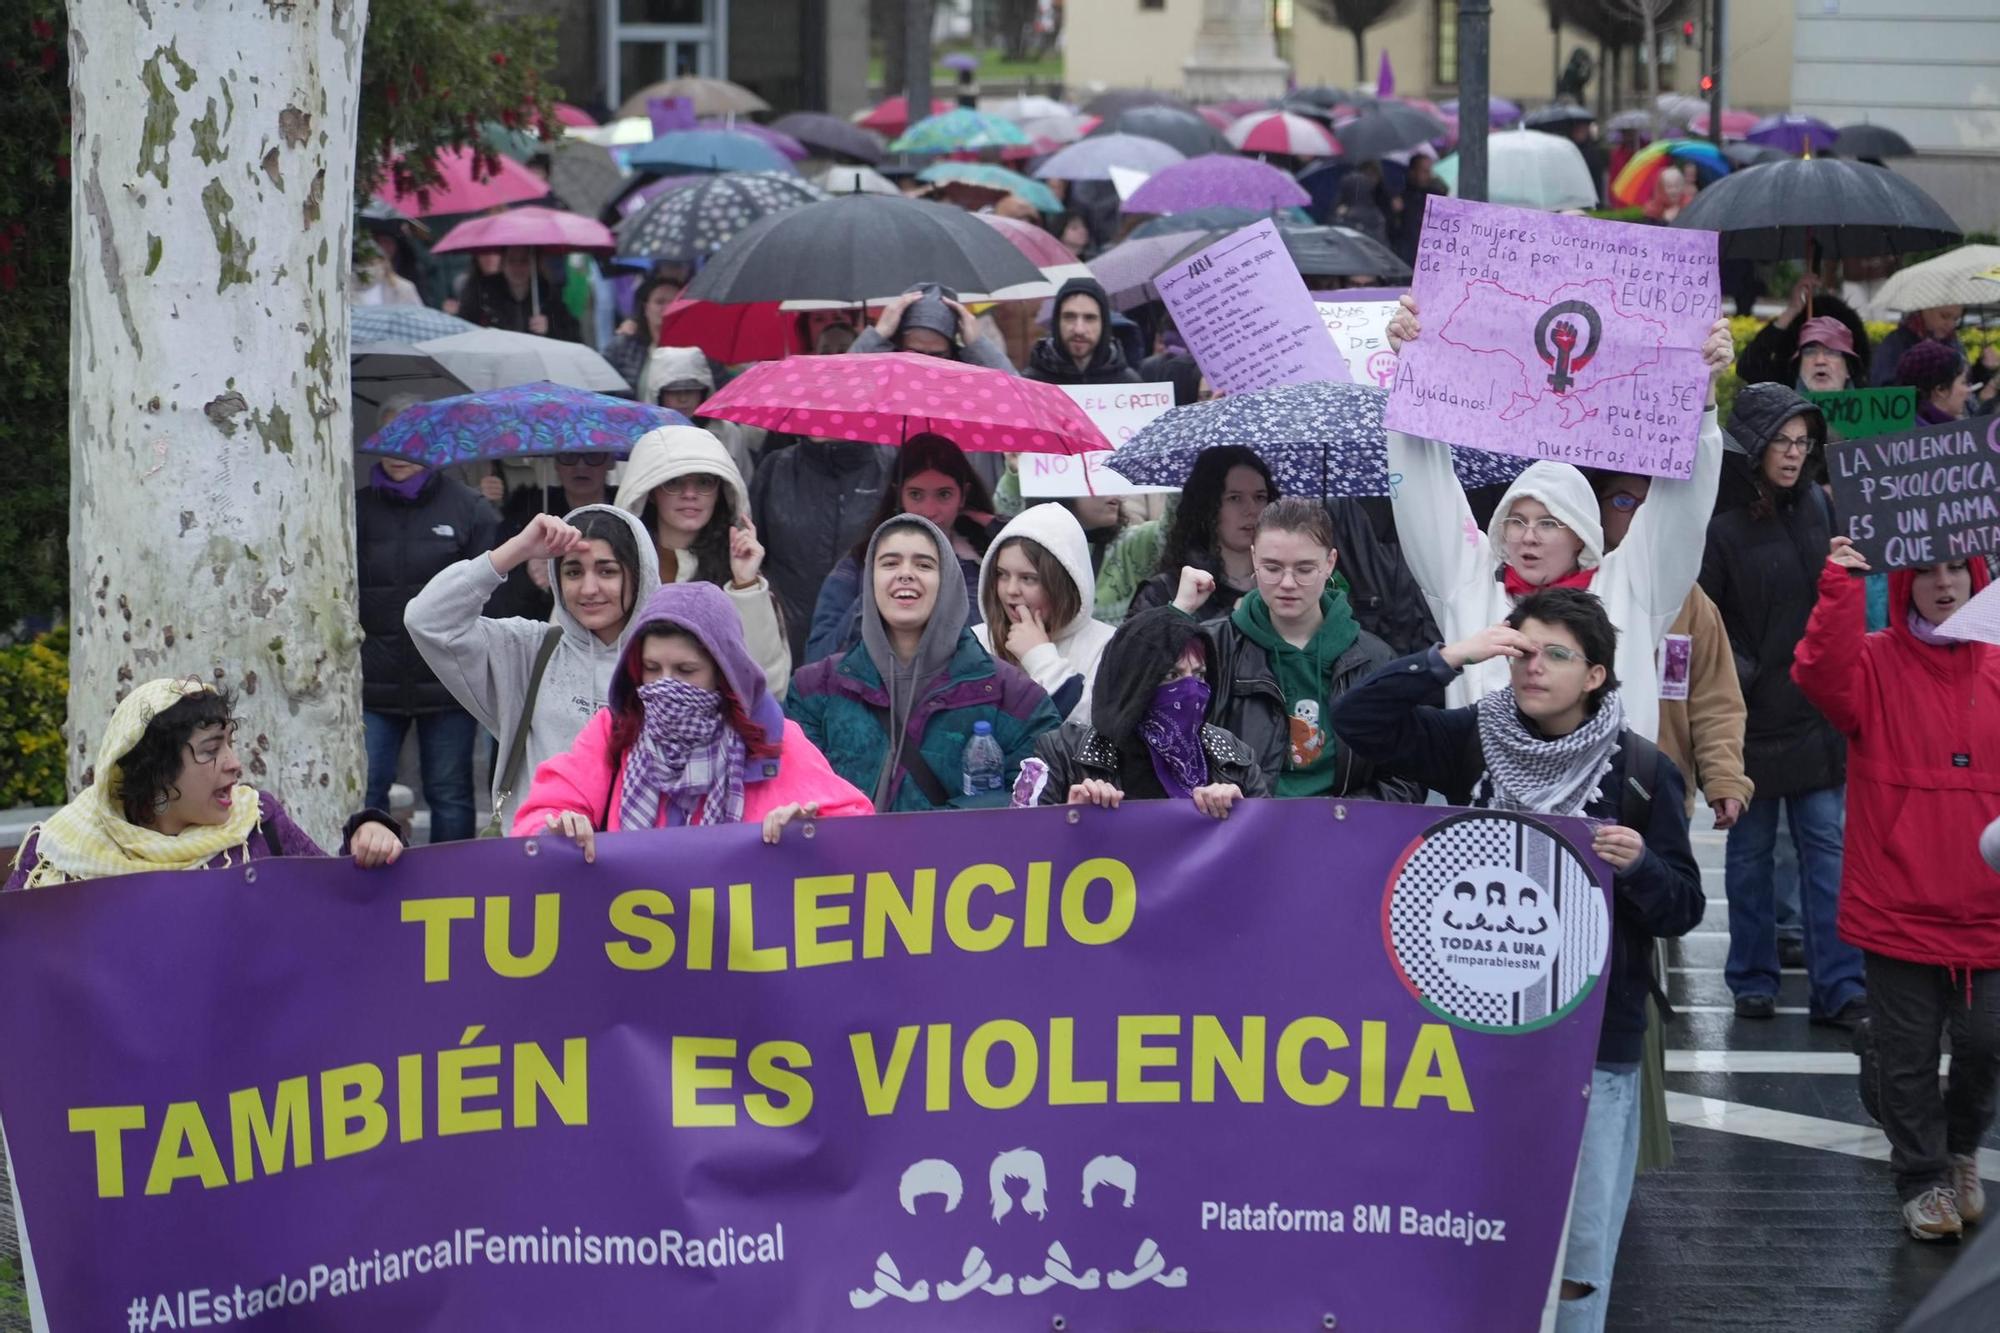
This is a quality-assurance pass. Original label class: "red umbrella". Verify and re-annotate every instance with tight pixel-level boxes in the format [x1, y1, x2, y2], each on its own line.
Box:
[374, 147, 549, 218]
[430, 206, 616, 256]
[697, 352, 1113, 455]
[972, 212, 1093, 283]
[855, 95, 953, 136]
[656, 297, 805, 364]
[552, 102, 598, 129]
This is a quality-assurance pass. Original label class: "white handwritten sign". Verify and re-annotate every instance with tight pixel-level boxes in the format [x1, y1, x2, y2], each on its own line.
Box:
[1020, 384, 1180, 497]
[1154, 219, 1351, 395]
[1317, 300, 1400, 388]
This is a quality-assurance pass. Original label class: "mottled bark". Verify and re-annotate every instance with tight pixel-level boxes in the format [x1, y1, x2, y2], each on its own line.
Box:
[68, 0, 370, 845]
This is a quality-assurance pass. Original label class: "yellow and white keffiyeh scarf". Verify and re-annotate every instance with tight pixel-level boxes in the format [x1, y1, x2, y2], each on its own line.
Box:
[13, 678, 262, 889]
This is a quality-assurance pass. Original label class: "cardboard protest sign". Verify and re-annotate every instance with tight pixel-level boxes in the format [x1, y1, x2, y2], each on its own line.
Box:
[1318, 299, 1401, 388]
[1825, 416, 2000, 568]
[0, 802, 1610, 1332]
[1806, 387, 1917, 441]
[1383, 197, 1720, 478]
[1021, 384, 1179, 496]
[1154, 219, 1351, 394]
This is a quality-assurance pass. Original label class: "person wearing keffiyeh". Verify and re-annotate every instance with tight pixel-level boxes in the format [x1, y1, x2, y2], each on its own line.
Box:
[513, 582, 872, 856]
[1330, 587, 1703, 1333]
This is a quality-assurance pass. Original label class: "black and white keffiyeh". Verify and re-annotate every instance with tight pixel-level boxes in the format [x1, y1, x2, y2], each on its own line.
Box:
[1474, 686, 1625, 817]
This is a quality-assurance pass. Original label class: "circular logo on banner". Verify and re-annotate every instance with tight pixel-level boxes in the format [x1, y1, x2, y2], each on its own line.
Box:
[1381, 811, 1608, 1034]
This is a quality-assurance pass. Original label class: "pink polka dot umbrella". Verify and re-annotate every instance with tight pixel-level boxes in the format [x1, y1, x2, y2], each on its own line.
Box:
[696, 353, 1114, 456]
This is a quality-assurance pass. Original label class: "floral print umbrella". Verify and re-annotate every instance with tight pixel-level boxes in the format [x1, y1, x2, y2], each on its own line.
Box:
[358, 381, 684, 466]
[1105, 381, 1528, 498]
[890, 108, 1031, 154]
[615, 171, 829, 262]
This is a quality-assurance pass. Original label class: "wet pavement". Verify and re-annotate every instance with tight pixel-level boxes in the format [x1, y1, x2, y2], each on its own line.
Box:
[1607, 830, 1999, 1331]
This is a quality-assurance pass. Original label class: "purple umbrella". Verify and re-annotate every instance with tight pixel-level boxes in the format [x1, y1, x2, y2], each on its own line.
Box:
[359, 382, 686, 467]
[941, 52, 980, 73]
[1442, 95, 1522, 128]
[698, 118, 808, 161]
[1122, 154, 1311, 215]
[1087, 230, 1209, 310]
[1032, 132, 1186, 181]
[1747, 113, 1839, 155]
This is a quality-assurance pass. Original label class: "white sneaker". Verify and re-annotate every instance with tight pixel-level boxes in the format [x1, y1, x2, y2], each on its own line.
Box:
[1951, 1155, 1985, 1225]
[1903, 1185, 1963, 1241]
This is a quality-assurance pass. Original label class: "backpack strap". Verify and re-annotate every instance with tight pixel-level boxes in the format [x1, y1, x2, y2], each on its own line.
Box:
[486, 626, 565, 836]
[1617, 731, 1660, 836]
[868, 706, 953, 807]
[259, 818, 283, 859]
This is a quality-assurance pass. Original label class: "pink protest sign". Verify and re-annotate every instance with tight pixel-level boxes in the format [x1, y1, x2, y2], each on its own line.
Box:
[1383, 198, 1720, 479]
[1153, 219, 1351, 395]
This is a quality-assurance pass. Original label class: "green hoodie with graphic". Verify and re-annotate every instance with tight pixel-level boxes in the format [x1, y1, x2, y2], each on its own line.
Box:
[1231, 585, 1360, 797]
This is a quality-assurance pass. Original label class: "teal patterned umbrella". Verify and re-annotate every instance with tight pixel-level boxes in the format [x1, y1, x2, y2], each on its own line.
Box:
[916, 162, 1061, 213]
[890, 108, 1030, 154]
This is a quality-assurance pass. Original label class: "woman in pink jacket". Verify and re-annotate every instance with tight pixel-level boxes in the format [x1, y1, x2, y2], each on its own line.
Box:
[515, 581, 872, 858]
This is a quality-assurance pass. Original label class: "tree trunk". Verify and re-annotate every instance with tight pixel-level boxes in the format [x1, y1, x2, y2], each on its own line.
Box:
[68, 0, 370, 846]
[1350, 25, 1366, 87]
[875, 0, 906, 99]
[1639, 18, 1659, 139]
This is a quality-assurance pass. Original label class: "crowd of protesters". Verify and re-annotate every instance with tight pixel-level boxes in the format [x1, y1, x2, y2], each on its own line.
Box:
[12, 110, 2000, 1333]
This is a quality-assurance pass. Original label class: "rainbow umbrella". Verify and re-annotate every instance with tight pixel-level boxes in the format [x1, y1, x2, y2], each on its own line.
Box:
[1610, 138, 1731, 207]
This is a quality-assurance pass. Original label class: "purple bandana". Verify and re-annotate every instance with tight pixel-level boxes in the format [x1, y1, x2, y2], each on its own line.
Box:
[369, 462, 431, 501]
[1908, 607, 1955, 647]
[618, 679, 746, 830]
[1139, 675, 1211, 799]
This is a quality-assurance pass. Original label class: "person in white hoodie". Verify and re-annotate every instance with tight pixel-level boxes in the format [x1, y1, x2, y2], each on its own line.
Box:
[614, 424, 791, 700]
[1383, 295, 1736, 742]
[972, 504, 1116, 723]
[636, 345, 759, 483]
[404, 504, 661, 834]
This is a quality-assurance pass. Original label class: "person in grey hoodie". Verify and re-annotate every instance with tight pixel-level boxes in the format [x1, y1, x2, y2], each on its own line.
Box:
[404, 504, 662, 832]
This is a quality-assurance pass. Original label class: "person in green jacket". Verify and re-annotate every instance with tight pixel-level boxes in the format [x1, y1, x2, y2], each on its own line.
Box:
[786, 514, 1062, 812]
[1177, 498, 1420, 802]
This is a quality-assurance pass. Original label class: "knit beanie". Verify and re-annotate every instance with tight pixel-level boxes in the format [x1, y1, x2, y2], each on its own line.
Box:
[898, 284, 961, 342]
[1895, 340, 1964, 396]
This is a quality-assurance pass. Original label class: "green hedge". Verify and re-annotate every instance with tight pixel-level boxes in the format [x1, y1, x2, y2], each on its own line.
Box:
[0, 625, 67, 808]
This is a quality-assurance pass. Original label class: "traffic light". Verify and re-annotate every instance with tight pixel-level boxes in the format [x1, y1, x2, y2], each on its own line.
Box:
[1700, 75, 1715, 93]
[1682, 20, 1696, 40]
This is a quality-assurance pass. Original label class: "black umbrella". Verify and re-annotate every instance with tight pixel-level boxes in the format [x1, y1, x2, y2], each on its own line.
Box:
[350, 343, 473, 447]
[1129, 206, 1279, 239]
[616, 171, 828, 262]
[1523, 101, 1597, 133]
[1722, 142, 1792, 169]
[1282, 86, 1353, 120]
[1333, 101, 1450, 159]
[549, 139, 626, 221]
[771, 112, 886, 164]
[1833, 122, 1916, 160]
[1167, 222, 1410, 285]
[1090, 105, 1231, 159]
[1671, 157, 1961, 261]
[1899, 1213, 2000, 1331]
[1082, 88, 1191, 118]
[682, 193, 1050, 305]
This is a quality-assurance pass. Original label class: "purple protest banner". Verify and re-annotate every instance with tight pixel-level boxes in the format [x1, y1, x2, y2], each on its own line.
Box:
[1384, 197, 1720, 478]
[0, 801, 1609, 1331]
[647, 96, 697, 137]
[1153, 219, 1352, 395]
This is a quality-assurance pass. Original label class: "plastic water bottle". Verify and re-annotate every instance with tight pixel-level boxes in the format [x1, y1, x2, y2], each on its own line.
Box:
[962, 721, 1005, 796]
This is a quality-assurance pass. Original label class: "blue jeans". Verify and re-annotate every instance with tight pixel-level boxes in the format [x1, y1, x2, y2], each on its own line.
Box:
[1773, 806, 1803, 944]
[1555, 1065, 1642, 1333]
[1723, 786, 1866, 1016]
[364, 708, 479, 844]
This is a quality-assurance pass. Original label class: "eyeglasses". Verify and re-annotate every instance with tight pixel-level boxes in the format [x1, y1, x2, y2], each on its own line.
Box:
[185, 722, 242, 767]
[663, 474, 722, 494]
[1606, 493, 1643, 513]
[1768, 435, 1816, 455]
[1512, 643, 1588, 667]
[1501, 516, 1571, 538]
[555, 452, 611, 467]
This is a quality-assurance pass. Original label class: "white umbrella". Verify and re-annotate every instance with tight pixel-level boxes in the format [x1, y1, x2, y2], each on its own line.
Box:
[1435, 129, 1598, 212]
[817, 164, 901, 196]
[569, 117, 655, 148]
[981, 94, 1075, 122]
[415, 329, 629, 394]
[1867, 245, 2000, 317]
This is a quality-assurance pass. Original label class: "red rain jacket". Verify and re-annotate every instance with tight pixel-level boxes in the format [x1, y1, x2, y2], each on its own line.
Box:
[1793, 558, 2000, 969]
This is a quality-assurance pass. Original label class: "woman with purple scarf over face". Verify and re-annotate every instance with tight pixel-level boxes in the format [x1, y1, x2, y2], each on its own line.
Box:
[1029, 607, 1268, 817]
[513, 582, 872, 859]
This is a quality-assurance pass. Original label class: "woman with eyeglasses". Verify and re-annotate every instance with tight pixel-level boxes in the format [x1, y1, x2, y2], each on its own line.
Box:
[1698, 384, 1868, 1031]
[1330, 587, 1704, 1333]
[483, 447, 621, 622]
[613, 425, 791, 700]
[1384, 296, 1736, 742]
[6, 680, 406, 891]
